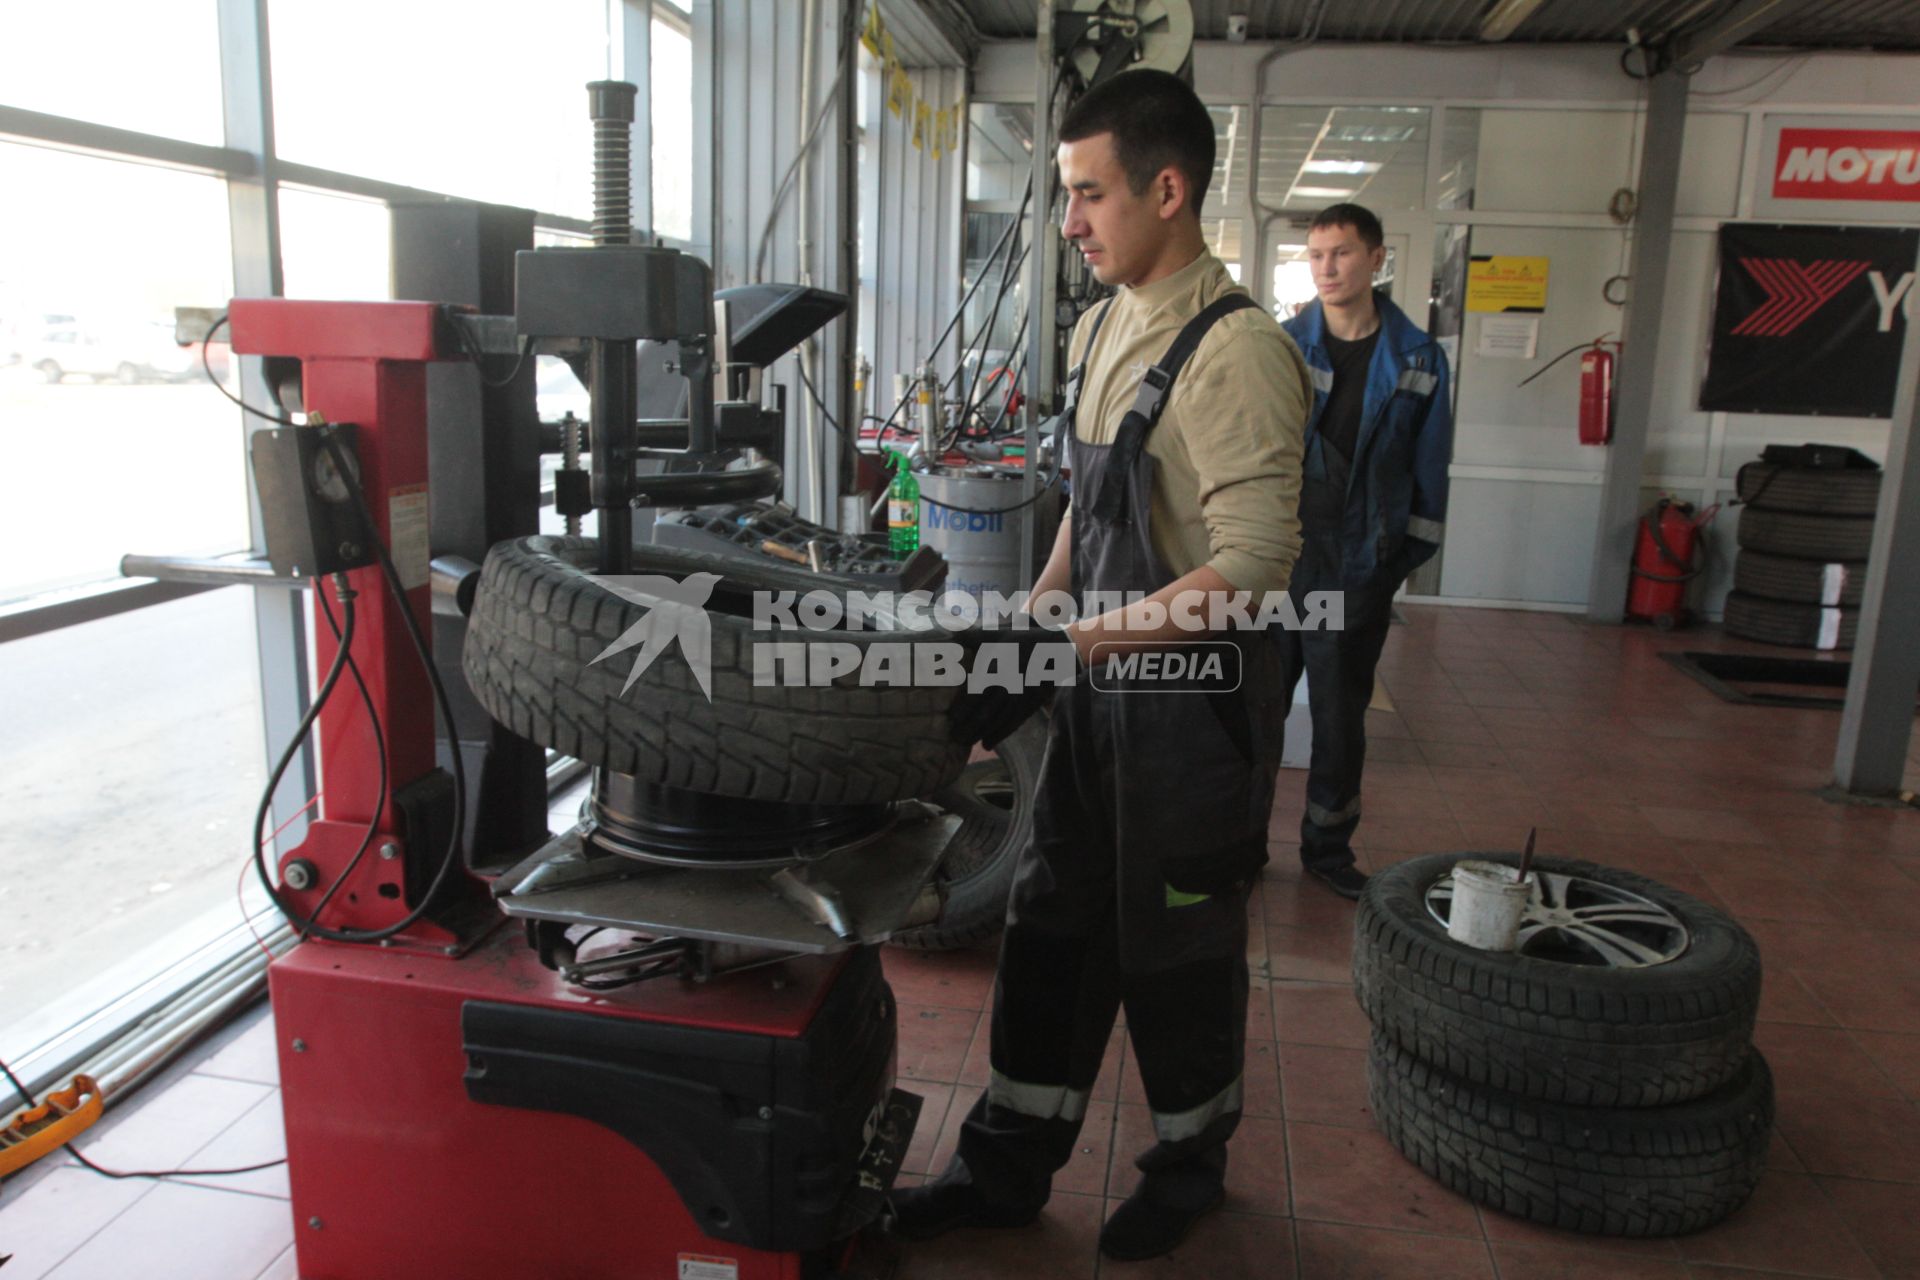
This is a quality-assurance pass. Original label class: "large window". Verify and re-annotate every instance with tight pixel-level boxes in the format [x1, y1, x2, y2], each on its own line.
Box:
[1, 0, 682, 1090]
[0, 142, 240, 602]
[651, 9, 695, 241]
[0, 590, 268, 1048]
[268, 0, 609, 218]
[0, 1, 224, 144]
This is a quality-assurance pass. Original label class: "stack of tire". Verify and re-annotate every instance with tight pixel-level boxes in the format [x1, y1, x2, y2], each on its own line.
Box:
[1727, 454, 1882, 651]
[1352, 852, 1773, 1238]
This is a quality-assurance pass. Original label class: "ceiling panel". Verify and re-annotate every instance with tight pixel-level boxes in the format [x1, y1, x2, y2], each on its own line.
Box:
[955, 0, 1920, 51]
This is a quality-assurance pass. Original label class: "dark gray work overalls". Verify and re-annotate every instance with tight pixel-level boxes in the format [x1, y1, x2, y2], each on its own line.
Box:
[950, 293, 1289, 1214]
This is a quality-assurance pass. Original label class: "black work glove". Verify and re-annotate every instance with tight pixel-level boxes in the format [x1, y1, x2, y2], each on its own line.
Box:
[946, 628, 1081, 749]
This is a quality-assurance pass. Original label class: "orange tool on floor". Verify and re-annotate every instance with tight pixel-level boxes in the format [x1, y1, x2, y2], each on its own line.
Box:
[0, 1074, 102, 1178]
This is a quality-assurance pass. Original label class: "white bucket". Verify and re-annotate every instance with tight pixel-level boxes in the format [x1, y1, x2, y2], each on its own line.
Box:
[1446, 860, 1533, 951]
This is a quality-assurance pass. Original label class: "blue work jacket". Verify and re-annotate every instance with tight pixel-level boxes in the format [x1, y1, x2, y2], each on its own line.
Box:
[1283, 291, 1453, 587]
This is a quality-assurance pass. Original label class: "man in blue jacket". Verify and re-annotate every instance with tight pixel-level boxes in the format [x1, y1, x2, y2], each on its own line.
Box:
[1280, 203, 1452, 898]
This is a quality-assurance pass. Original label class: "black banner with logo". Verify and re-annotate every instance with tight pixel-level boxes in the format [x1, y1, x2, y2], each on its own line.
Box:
[1701, 223, 1917, 418]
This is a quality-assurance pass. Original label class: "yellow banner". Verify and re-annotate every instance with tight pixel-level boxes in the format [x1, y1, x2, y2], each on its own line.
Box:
[887, 63, 909, 118]
[861, 3, 881, 56]
[1466, 255, 1551, 313]
[913, 101, 930, 151]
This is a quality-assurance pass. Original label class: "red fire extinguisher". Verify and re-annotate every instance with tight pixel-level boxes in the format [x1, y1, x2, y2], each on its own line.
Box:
[1578, 340, 1619, 446]
[1626, 498, 1718, 629]
[1516, 335, 1620, 445]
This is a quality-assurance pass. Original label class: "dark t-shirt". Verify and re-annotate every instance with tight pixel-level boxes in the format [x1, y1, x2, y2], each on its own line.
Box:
[1299, 328, 1379, 530]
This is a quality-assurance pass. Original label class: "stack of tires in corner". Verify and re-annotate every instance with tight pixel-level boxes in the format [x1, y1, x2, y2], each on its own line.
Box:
[1727, 451, 1882, 651]
[1352, 853, 1772, 1238]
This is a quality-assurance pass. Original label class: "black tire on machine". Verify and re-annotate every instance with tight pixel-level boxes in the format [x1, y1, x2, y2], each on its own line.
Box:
[1352, 852, 1762, 1108]
[1721, 590, 1858, 650]
[463, 535, 974, 806]
[1368, 1032, 1773, 1238]
[1732, 549, 1866, 607]
[890, 714, 1046, 951]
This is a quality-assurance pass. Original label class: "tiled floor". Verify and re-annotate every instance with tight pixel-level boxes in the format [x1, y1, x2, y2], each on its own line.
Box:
[3, 605, 1918, 1278]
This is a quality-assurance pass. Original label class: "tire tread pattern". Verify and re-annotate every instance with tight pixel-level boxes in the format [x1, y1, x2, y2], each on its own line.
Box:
[1369, 1033, 1773, 1238]
[463, 536, 972, 805]
[1352, 853, 1761, 1108]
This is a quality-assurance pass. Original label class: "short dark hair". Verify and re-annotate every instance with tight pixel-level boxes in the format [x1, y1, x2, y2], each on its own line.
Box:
[1058, 69, 1214, 216]
[1309, 203, 1385, 251]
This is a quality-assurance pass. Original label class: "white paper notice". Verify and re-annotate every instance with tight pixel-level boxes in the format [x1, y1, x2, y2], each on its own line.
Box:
[388, 485, 430, 591]
[678, 1255, 739, 1280]
[1477, 314, 1540, 360]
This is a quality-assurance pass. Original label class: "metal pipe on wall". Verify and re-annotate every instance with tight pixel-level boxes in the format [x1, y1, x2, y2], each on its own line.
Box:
[798, 0, 821, 522]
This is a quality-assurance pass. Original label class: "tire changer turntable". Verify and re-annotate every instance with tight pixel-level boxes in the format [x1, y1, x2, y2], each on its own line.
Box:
[230, 85, 966, 1280]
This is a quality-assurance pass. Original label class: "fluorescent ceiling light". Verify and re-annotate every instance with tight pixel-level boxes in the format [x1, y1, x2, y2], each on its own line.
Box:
[1291, 186, 1353, 199]
[1479, 0, 1547, 42]
[1327, 125, 1419, 144]
[1303, 159, 1381, 175]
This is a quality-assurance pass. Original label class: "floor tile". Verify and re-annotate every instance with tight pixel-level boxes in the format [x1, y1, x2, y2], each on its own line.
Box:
[175, 1090, 289, 1199]
[1272, 982, 1370, 1051]
[1758, 970, 1840, 1027]
[1095, 1208, 1295, 1278]
[1265, 926, 1355, 985]
[1795, 967, 1920, 1034]
[1054, 1101, 1114, 1199]
[1816, 1174, 1920, 1278]
[901, 1083, 955, 1175]
[1475, 1207, 1682, 1258]
[0, 1167, 153, 1280]
[1243, 1038, 1285, 1119]
[926, 1085, 982, 1178]
[892, 1188, 1102, 1280]
[1850, 1030, 1920, 1101]
[1279, 1043, 1372, 1130]
[883, 945, 999, 1011]
[1294, 1221, 1496, 1279]
[898, 1003, 981, 1085]
[254, 1247, 299, 1280]
[1773, 1089, 1920, 1183]
[1286, 1120, 1481, 1238]
[1488, 1240, 1691, 1279]
[1753, 1023, 1905, 1100]
[192, 1012, 280, 1087]
[1674, 1170, 1877, 1278]
[40, 1182, 292, 1280]
[66, 1074, 273, 1174]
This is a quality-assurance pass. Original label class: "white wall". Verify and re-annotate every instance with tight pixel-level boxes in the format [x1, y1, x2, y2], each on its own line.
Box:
[972, 40, 1920, 614]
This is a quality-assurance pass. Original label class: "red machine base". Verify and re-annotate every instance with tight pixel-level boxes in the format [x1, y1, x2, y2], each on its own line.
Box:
[270, 926, 909, 1280]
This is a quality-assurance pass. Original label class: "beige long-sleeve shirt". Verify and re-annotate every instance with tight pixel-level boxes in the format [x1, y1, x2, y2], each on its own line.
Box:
[1066, 250, 1309, 595]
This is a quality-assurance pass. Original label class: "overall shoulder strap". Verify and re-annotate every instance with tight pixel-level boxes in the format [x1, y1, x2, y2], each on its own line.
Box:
[1124, 293, 1260, 430]
[1062, 296, 1119, 415]
[1088, 293, 1259, 525]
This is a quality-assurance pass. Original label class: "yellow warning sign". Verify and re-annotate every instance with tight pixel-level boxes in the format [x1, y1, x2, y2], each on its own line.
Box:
[1466, 255, 1550, 313]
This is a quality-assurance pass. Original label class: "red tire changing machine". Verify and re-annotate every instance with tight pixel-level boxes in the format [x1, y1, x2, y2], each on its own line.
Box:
[222, 83, 950, 1280]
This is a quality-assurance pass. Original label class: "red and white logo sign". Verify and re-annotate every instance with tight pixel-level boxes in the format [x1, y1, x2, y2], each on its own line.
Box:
[1730, 258, 1870, 335]
[1773, 128, 1920, 203]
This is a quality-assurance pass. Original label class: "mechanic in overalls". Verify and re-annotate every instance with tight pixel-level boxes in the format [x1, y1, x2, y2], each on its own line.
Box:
[891, 69, 1311, 1261]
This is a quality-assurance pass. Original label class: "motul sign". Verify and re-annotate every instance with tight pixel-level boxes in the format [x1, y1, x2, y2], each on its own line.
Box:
[1773, 128, 1920, 203]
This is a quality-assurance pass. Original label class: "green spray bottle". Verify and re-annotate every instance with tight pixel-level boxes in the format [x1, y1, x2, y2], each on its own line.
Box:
[886, 449, 920, 557]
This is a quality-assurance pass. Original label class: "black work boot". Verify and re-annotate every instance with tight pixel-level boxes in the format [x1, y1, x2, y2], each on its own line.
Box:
[1308, 863, 1369, 900]
[1099, 1172, 1227, 1260]
[884, 1166, 1043, 1242]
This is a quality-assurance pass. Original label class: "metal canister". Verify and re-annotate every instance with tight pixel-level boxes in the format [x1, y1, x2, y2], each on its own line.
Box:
[917, 465, 1058, 602]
